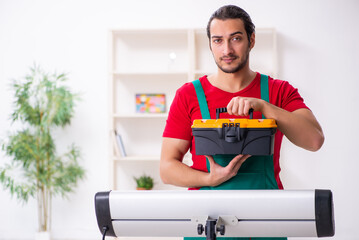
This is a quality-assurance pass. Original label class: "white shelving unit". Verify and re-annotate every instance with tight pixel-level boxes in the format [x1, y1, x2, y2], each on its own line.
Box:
[109, 28, 277, 191]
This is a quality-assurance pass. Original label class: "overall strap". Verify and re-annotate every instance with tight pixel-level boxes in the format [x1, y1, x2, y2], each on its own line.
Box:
[193, 75, 269, 119]
[260, 74, 270, 119]
[192, 79, 211, 119]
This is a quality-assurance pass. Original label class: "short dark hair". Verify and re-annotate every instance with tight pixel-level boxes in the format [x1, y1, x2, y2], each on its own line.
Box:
[206, 5, 255, 43]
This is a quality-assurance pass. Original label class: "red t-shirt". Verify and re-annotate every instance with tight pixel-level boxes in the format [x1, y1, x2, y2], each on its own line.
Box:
[163, 73, 309, 189]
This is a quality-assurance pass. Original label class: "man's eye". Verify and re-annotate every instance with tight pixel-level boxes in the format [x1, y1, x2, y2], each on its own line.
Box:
[232, 37, 242, 41]
[213, 39, 222, 43]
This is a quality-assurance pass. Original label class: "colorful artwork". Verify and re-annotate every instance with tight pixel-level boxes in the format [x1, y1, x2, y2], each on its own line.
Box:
[136, 94, 166, 113]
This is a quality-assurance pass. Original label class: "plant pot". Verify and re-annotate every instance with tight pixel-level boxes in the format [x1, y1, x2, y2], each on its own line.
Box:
[136, 187, 152, 190]
[35, 231, 51, 240]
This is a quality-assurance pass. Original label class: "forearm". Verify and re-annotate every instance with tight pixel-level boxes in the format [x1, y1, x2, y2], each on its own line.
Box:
[160, 157, 210, 188]
[261, 101, 324, 151]
[160, 137, 211, 188]
[160, 134, 252, 188]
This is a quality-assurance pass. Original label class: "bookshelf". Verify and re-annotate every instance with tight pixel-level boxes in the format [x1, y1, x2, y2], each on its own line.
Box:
[109, 28, 277, 191]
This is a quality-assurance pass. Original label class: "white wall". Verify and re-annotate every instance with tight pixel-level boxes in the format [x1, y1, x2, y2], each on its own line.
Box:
[0, 0, 358, 239]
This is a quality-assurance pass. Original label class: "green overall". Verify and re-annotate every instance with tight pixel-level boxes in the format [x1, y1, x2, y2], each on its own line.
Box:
[185, 75, 286, 240]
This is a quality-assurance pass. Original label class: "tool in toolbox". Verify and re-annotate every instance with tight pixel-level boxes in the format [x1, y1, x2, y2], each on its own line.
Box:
[191, 108, 277, 156]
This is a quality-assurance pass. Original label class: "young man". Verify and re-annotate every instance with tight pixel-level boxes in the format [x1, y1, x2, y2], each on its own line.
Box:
[160, 5, 324, 239]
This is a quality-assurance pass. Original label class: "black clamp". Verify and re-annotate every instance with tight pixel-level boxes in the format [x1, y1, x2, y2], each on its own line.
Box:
[216, 107, 253, 143]
[197, 219, 225, 240]
[223, 122, 241, 143]
[194, 215, 238, 240]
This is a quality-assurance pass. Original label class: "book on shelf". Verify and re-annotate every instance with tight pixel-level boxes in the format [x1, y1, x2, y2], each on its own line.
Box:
[112, 130, 127, 158]
[114, 130, 127, 157]
[111, 131, 120, 157]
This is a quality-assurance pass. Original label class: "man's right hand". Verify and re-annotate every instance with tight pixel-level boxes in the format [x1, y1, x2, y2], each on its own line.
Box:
[160, 137, 250, 188]
[206, 154, 251, 187]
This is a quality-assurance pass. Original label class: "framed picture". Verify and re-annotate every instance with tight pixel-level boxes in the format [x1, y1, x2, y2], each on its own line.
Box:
[135, 94, 166, 113]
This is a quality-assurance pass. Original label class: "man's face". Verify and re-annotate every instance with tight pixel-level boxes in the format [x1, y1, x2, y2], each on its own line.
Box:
[209, 18, 254, 74]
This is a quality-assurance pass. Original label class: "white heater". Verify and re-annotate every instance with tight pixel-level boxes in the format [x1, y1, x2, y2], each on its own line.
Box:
[95, 190, 334, 239]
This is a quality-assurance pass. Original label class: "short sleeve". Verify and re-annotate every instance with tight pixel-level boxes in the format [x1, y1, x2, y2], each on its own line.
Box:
[271, 79, 309, 112]
[162, 84, 194, 141]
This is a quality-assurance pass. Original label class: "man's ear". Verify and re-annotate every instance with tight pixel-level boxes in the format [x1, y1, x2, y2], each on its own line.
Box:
[249, 33, 255, 50]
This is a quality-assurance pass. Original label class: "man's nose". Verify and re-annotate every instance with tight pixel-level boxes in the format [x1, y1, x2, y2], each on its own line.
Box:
[223, 41, 234, 55]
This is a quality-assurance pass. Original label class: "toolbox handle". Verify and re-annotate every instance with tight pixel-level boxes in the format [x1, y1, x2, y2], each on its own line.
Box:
[216, 108, 254, 119]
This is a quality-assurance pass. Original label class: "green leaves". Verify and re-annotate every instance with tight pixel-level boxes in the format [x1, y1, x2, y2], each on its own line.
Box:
[3, 130, 38, 168]
[0, 164, 36, 203]
[0, 65, 85, 203]
[51, 144, 85, 197]
[134, 174, 154, 190]
[11, 65, 76, 128]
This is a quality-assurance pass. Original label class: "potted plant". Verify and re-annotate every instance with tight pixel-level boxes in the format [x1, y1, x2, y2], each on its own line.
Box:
[134, 174, 154, 190]
[0, 65, 85, 240]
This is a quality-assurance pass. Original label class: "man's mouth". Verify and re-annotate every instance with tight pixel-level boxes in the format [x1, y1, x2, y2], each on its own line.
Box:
[221, 56, 238, 63]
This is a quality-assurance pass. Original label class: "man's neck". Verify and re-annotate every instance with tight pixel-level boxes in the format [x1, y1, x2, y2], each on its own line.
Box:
[208, 68, 257, 93]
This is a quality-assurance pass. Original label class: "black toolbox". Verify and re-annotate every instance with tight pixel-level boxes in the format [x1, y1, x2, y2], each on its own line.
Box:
[191, 108, 277, 156]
